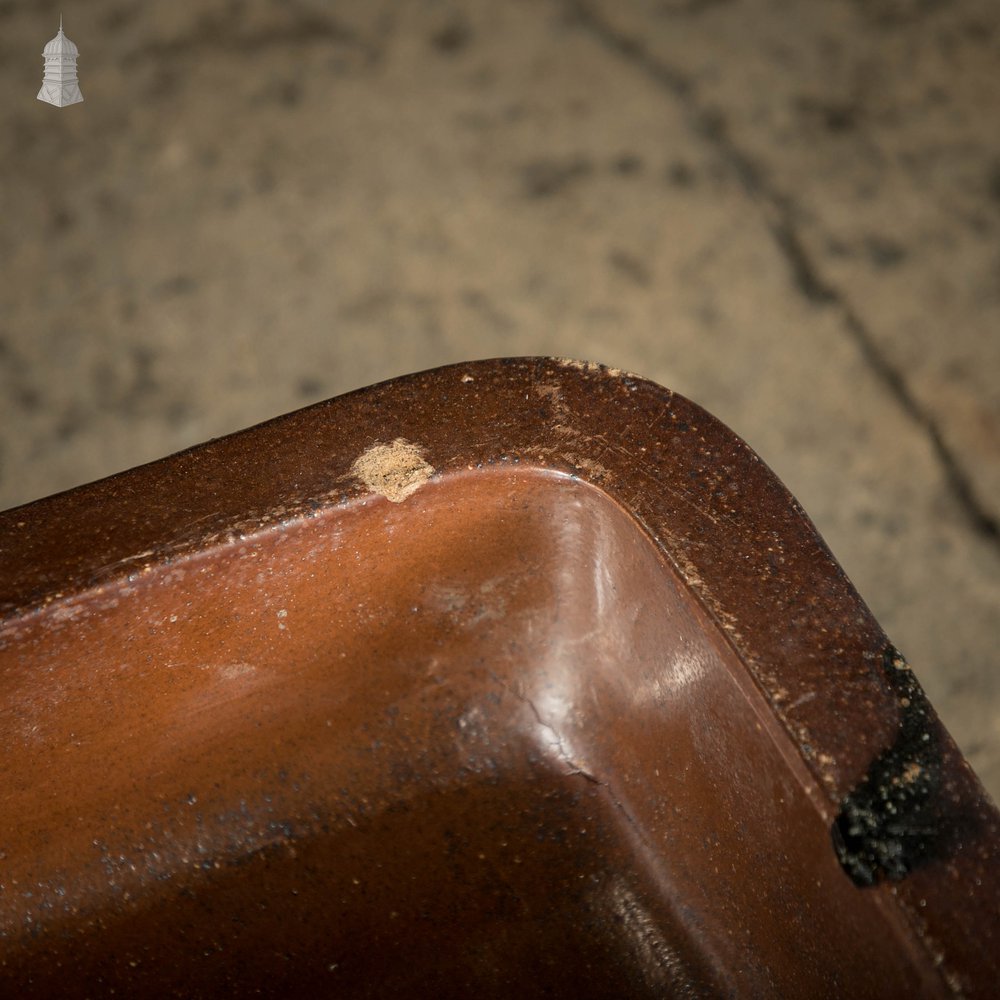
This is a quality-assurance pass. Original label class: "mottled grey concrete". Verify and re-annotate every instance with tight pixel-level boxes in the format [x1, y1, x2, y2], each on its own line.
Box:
[1, 0, 998, 797]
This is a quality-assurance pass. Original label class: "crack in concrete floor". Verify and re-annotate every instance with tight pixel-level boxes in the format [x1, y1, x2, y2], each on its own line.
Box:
[571, 0, 1000, 546]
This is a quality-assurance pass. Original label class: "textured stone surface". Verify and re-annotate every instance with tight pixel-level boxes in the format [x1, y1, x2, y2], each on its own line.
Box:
[1, 0, 998, 796]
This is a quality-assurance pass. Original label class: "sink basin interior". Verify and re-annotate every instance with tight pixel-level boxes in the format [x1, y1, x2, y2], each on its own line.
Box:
[0, 467, 944, 996]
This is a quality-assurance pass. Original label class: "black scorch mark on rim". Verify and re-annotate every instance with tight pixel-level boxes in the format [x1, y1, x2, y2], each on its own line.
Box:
[832, 645, 944, 886]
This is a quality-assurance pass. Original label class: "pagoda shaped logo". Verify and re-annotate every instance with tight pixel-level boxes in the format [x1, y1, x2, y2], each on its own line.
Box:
[38, 17, 83, 108]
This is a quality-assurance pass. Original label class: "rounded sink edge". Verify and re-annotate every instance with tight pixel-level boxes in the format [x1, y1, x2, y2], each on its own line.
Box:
[1, 355, 998, 995]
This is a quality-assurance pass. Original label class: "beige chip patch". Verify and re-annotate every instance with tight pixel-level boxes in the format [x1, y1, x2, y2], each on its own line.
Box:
[351, 438, 434, 503]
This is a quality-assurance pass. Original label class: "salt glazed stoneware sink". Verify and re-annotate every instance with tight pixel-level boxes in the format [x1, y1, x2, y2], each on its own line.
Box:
[1, 358, 997, 998]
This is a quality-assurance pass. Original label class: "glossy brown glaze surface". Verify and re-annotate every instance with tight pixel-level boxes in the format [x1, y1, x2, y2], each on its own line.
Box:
[1, 358, 997, 997]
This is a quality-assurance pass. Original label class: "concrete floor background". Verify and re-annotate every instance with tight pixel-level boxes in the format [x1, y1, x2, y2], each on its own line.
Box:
[1, 0, 998, 797]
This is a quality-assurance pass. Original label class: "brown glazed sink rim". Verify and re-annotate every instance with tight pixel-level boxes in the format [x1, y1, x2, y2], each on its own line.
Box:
[1, 357, 997, 997]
